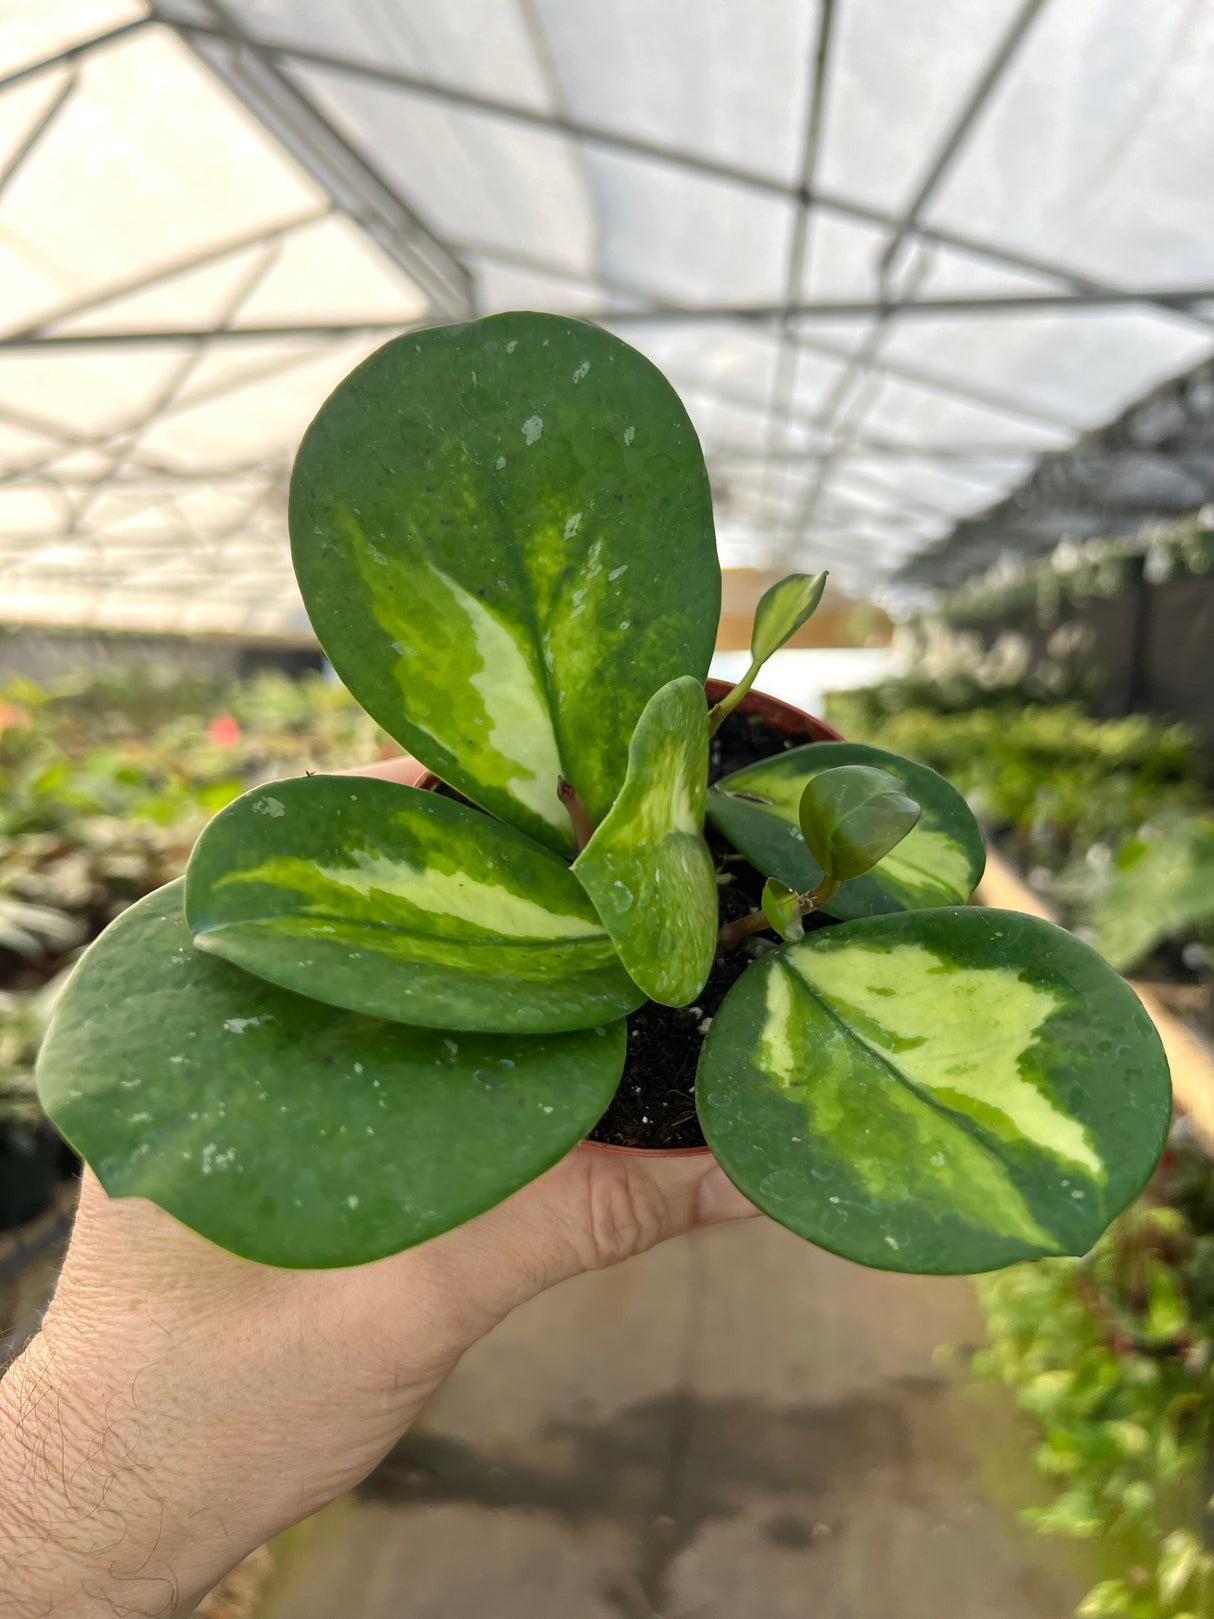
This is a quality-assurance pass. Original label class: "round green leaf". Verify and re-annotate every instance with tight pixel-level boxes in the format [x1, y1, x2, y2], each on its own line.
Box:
[186, 775, 644, 1034]
[573, 676, 716, 1007]
[37, 882, 626, 1268]
[797, 764, 921, 883]
[290, 311, 720, 851]
[697, 907, 1170, 1274]
[707, 740, 986, 918]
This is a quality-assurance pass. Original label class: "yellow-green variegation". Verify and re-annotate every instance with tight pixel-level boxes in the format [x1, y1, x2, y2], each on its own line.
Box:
[750, 571, 828, 664]
[573, 676, 716, 1007]
[707, 740, 985, 919]
[36, 884, 626, 1267]
[290, 312, 720, 852]
[185, 775, 645, 1034]
[697, 908, 1171, 1274]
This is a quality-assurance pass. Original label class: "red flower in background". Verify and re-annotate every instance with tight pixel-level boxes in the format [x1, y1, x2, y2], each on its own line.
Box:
[208, 714, 241, 748]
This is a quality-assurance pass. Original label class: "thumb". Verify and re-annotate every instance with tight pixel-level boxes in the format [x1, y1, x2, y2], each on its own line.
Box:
[422, 1146, 760, 1331]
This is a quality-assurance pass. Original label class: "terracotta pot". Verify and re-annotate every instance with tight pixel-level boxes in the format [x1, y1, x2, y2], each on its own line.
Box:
[374, 680, 841, 1158]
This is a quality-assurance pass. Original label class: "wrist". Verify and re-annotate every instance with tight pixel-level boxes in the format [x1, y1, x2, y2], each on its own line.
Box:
[0, 1324, 239, 1617]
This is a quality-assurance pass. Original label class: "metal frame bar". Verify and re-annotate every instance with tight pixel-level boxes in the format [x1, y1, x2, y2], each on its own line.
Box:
[602, 287, 1214, 320]
[8, 205, 330, 342]
[450, 237, 1081, 429]
[0, 17, 153, 96]
[879, 0, 1051, 276]
[166, 0, 474, 320]
[160, 9, 1214, 336]
[784, 0, 1054, 557]
[762, 0, 838, 514]
[0, 67, 78, 204]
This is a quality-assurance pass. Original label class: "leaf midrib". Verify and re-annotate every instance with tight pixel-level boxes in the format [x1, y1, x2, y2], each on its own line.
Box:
[788, 963, 1071, 1241]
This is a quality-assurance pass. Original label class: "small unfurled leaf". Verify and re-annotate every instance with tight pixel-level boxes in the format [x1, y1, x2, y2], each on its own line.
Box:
[750, 571, 828, 665]
[707, 741, 986, 920]
[696, 907, 1171, 1275]
[186, 775, 644, 1034]
[761, 878, 804, 941]
[573, 676, 716, 1007]
[798, 764, 920, 883]
[37, 883, 626, 1267]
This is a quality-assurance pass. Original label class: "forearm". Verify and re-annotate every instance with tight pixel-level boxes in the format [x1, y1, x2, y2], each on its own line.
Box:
[0, 1320, 345, 1618]
[0, 1188, 476, 1618]
[1, 1328, 209, 1617]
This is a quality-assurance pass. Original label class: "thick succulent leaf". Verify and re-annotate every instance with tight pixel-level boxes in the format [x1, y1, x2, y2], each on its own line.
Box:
[707, 740, 985, 919]
[290, 311, 720, 851]
[761, 878, 804, 942]
[697, 908, 1170, 1274]
[797, 765, 921, 883]
[573, 676, 716, 1007]
[750, 571, 828, 664]
[185, 775, 645, 1034]
[37, 882, 625, 1268]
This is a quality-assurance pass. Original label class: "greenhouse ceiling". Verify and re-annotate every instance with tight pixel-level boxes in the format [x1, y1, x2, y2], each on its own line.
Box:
[3, 0, 1214, 638]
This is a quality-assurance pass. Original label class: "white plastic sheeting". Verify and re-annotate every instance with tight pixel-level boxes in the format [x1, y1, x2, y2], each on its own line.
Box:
[3, 0, 1214, 635]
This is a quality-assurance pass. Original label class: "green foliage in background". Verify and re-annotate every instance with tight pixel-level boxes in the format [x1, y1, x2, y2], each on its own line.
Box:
[835, 696, 1204, 874]
[1092, 815, 1214, 974]
[0, 669, 392, 1128]
[974, 1144, 1214, 1619]
[825, 697, 1201, 856]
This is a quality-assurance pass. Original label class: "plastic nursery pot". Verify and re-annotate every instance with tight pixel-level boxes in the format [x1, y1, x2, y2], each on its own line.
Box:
[585, 678, 842, 1158]
[373, 682, 842, 1159]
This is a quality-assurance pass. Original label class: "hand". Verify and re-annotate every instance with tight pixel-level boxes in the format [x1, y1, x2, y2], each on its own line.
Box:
[1, 1114, 754, 1618]
[1, 749, 755, 1617]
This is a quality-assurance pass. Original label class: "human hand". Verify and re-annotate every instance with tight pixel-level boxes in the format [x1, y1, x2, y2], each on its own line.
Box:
[0, 753, 756, 1618]
[1, 1152, 752, 1618]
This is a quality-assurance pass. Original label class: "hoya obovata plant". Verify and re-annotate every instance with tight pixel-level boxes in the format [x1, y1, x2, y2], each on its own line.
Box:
[37, 312, 1171, 1275]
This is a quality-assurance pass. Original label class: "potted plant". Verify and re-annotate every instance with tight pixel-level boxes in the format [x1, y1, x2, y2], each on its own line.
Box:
[35, 312, 1171, 1277]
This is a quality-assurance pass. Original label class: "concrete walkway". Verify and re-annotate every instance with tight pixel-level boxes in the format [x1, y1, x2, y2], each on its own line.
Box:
[265, 1216, 1090, 1619]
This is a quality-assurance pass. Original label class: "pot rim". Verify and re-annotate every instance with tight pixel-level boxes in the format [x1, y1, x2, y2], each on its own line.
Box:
[394, 678, 839, 1157]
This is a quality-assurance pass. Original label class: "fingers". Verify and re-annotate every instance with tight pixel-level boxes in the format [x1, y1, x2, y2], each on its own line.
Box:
[695, 1162, 761, 1226]
[412, 1146, 760, 1336]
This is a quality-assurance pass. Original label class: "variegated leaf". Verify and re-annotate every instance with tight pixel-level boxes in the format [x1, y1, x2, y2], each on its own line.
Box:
[750, 571, 828, 664]
[698, 908, 1171, 1274]
[186, 775, 644, 1034]
[290, 312, 720, 852]
[37, 884, 626, 1267]
[573, 676, 716, 1007]
[707, 741, 985, 919]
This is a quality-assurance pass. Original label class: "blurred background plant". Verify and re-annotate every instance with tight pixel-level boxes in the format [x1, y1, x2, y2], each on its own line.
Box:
[0, 669, 397, 1227]
[974, 1140, 1214, 1619]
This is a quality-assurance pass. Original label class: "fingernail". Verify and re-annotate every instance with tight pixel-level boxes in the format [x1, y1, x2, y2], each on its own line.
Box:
[696, 1164, 760, 1225]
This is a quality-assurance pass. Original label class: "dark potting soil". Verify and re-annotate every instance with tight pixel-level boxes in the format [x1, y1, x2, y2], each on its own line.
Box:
[588, 709, 834, 1151]
[435, 710, 831, 1151]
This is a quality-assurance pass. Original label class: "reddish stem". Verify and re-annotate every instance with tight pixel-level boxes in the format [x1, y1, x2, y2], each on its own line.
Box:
[557, 776, 594, 852]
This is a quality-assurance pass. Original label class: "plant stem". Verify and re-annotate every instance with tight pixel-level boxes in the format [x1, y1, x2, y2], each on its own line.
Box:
[716, 874, 840, 950]
[706, 658, 762, 736]
[557, 776, 594, 852]
[716, 907, 773, 949]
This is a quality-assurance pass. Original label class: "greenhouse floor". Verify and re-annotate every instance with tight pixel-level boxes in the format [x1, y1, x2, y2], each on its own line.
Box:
[264, 1215, 1092, 1619]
